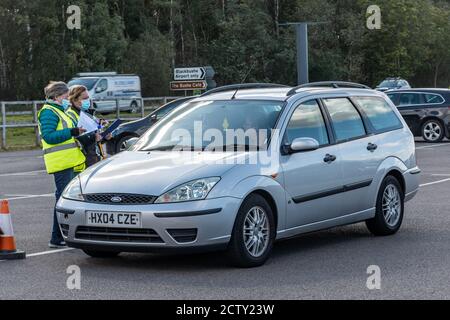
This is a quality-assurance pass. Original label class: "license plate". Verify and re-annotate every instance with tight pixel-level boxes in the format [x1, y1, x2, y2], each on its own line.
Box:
[86, 211, 142, 228]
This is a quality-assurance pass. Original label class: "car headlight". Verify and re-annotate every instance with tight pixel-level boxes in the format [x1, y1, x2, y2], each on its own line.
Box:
[62, 177, 84, 201]
[155, 177, 221, 204]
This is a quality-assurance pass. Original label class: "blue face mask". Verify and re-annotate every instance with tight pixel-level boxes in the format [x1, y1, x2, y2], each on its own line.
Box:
[81, 99, 91, 111]
[61, 99, 71, 111]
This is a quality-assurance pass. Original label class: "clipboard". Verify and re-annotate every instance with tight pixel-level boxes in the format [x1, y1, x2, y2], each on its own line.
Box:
[101, 119, 123, 139]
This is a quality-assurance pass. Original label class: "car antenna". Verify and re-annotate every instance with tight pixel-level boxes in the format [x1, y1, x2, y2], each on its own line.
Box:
[231, 60, 257, 100]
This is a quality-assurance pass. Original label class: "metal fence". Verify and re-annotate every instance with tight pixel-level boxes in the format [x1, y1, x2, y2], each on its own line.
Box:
[0, 97, 180, 150]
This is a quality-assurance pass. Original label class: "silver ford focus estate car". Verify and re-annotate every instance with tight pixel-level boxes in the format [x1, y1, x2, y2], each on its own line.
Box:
[58, 82, 420, 267]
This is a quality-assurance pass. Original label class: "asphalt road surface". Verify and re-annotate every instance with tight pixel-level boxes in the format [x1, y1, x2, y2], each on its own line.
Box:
[1, 141, 450, 300]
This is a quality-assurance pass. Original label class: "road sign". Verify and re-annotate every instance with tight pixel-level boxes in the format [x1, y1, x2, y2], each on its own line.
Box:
[170, 81, 207, 91]
[174, 67, 206, 81]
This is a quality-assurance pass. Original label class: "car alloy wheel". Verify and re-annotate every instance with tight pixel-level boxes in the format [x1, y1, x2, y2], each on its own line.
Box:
[423, 121, 443, 142]
[366, 175, 404, 236]
[382, 184, 401, 227]
[243, 206, 270, 258]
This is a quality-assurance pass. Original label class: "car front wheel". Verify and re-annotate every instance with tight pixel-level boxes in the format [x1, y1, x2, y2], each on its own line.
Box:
[366, 175, 404, 236]
[422, 119, 444, 142]
[115, 135, 135, 154]
[227, 194, 275, 268]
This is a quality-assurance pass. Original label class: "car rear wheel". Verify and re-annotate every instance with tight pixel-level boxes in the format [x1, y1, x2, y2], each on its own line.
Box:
[115, 135, 135, 154]
[422, 119, 444, 142]
[83, 250, 121, 258]
[366, 175, 404, 236]
[227, 194, 275, 268]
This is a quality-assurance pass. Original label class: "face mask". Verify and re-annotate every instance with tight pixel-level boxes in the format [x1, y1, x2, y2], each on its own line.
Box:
[81, 99, 91, 111]
[61, 99, 71, 111]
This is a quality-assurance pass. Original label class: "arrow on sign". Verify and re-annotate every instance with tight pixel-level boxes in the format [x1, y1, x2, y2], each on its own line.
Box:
[174, 68, 206, 81]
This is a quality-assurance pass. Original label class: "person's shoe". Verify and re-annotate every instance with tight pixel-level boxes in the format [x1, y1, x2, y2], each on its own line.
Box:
[48, 241, 67, 249]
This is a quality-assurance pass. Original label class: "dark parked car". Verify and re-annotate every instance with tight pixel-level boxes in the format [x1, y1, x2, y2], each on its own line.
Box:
[387, 89, 450, 142]
[107, 97, 194, 154]
[376, 78, 411, 92]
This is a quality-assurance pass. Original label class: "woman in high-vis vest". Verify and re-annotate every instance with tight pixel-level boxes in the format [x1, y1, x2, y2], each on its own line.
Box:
[38, 81, 86, 248]
[67, 85, 107, 169]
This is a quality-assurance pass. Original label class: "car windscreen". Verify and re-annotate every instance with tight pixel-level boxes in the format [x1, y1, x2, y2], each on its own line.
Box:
[135, 100, 285, 152]
[68, 78, 98, 90]
[379, 80, 399, 88]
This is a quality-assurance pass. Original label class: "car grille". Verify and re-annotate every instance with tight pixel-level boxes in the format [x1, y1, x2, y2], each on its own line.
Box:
[167, 229, 198, 243]
[84, 194, 157, 205]
[75, 226, 164, 243]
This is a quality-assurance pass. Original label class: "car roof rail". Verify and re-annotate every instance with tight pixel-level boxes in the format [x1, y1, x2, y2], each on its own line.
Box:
[201, 83, 290, 97]
[286, 81, 371, 96]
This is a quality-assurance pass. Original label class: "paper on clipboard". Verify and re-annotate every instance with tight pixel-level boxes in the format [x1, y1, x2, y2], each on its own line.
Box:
[77, 111, 99, 133]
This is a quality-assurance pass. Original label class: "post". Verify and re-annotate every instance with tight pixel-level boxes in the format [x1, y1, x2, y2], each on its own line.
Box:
[296, 23, 309, 85]
[32, 101, 40, 147]
[140, 98, 145, 118]
[1, 102, 6, 149]
[115, 99, 120, 120]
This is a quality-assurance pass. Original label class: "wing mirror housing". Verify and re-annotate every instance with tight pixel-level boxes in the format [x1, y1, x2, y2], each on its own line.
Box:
[281, 137, 320, 155]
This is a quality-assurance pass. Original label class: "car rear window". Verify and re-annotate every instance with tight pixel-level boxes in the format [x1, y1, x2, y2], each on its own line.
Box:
[323, 98, 366, 142]
[353, 97, 403, 133]
[424, 94, 444, 104]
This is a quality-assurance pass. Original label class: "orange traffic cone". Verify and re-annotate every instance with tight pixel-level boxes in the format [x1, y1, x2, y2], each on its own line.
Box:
[0, 200, 26, 260]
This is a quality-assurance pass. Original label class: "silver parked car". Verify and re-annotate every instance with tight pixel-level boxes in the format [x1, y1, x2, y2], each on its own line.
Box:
[58, 82, 420, 267]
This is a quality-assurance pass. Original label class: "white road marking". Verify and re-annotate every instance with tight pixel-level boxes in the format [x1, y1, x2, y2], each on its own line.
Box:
[3, 194, 53, 201]
[26, 248, 75, 258]
[0, 248, 76, 262]
[420, 178, 450, 187]
[0, 170, 46, 177]
[416, 143, 450, 150]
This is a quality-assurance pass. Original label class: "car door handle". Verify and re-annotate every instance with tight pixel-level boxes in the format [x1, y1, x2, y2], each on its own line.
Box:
[367, 143, 378, 152]
[324, 154, 337, 163]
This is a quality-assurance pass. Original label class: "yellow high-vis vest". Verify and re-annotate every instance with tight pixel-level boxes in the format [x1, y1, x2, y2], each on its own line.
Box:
[38, 104, 86, 174]
[65, 107, 86, 173]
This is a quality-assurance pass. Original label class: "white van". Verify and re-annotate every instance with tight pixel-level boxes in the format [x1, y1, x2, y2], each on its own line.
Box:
[68, 72, 142, 114]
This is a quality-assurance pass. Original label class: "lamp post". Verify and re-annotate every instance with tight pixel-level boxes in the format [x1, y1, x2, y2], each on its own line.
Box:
[279, 22, 328, 85]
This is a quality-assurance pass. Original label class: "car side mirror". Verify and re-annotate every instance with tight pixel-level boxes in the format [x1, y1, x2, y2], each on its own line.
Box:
[95, 87, 103, 93]
[125, 137, 139, 150]
[282, 137, 320, 155]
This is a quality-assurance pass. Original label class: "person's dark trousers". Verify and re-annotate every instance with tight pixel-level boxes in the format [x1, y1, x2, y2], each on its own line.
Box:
[51, 168, 74, 244]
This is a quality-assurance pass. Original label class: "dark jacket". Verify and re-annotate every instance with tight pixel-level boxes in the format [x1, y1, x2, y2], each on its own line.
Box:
[67, 107, 101, 167]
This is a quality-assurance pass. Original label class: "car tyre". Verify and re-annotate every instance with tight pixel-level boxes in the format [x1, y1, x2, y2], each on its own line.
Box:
[366, 175, 404, 236]
[83, 250, 121, 258]
[227, 194, 275, 268]
[115, 135, 135, 154]
[422, 119, 444, 143]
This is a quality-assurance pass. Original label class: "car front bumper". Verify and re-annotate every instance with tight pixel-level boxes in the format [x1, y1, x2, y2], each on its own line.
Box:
[56, 196, 242, 253]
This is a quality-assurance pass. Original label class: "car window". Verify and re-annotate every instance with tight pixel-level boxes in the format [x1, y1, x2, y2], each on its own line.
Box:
[136, 100, 284, 151]
[285, 100, 329, 146]
[156, 100, 187, 119]
[424, 94, 444, 104]
[387, 93, 399, 105]
[354, 97, 403, 132]
[323, 98, 366, 142]
[96, 79, 108, 92]
[399, 93, 422, 106]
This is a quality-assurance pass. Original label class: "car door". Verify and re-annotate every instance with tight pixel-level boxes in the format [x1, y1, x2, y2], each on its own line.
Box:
[93, 78, 111, 112]
[322, 97, 385, 215]
[280, 99, 345, 229]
